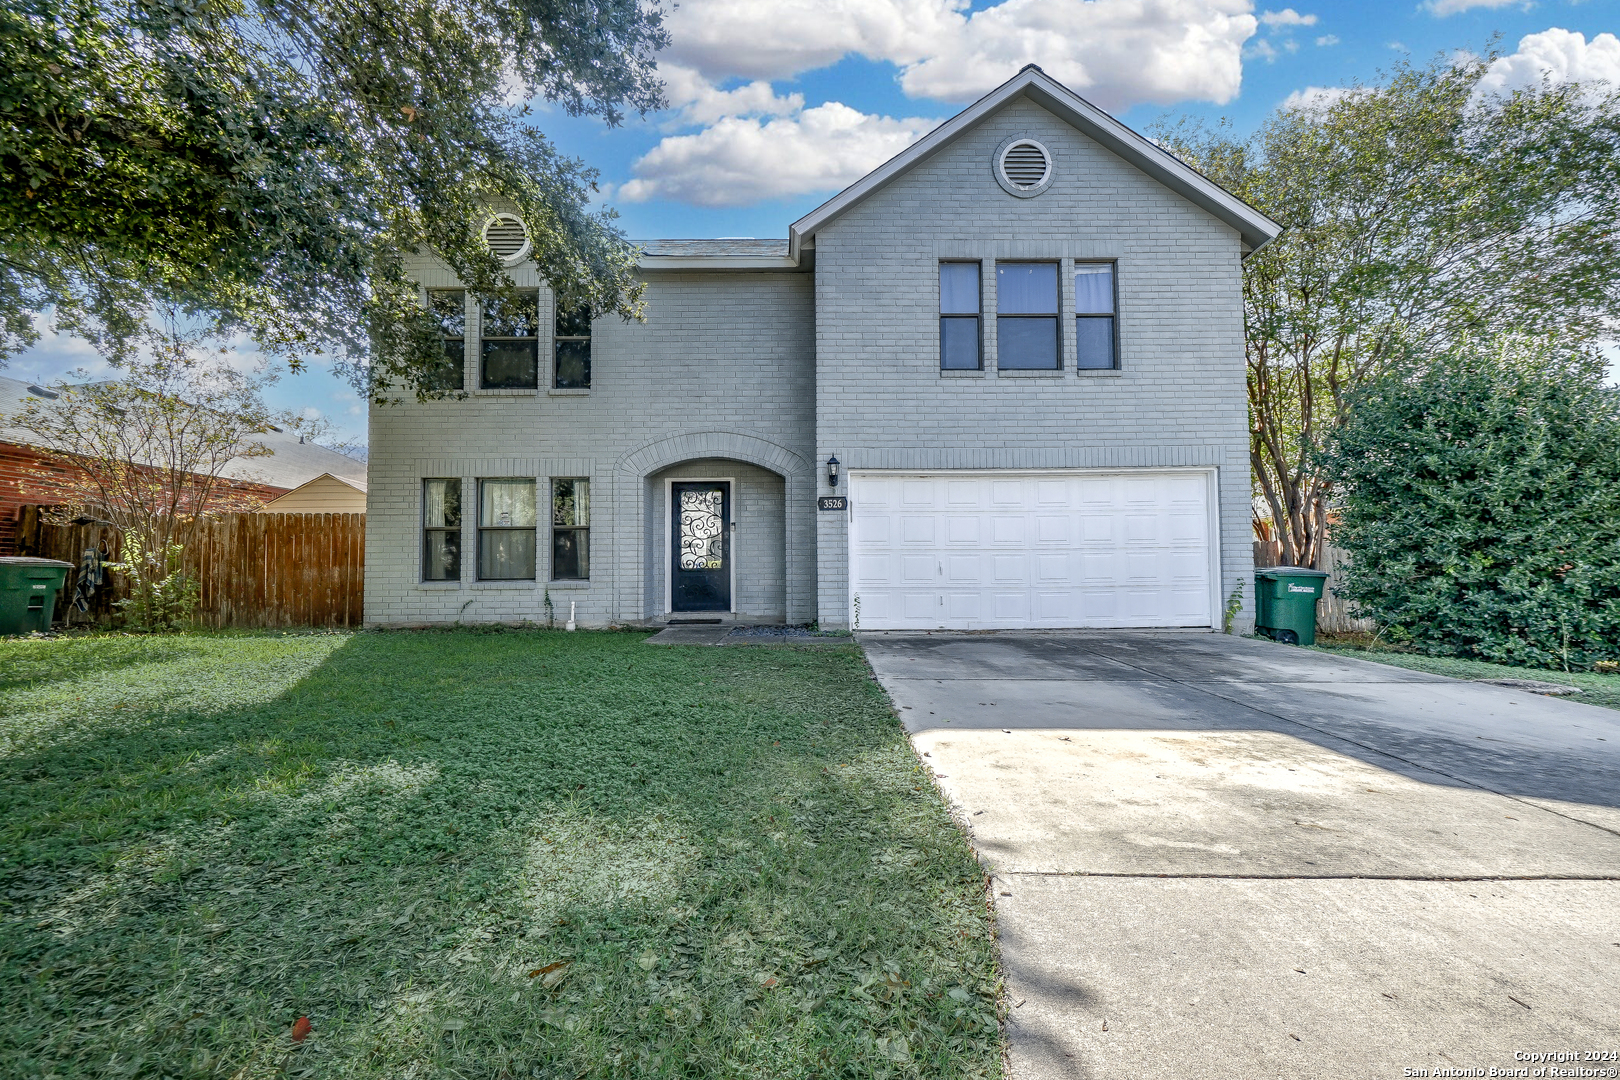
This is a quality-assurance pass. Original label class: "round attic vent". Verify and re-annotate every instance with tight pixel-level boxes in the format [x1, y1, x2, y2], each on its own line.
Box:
[484, 213, 532, 265]
[994, 137, 1053, 199]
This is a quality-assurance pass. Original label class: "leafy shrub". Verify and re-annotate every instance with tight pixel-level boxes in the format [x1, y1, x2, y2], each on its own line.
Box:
[1321, 337, 1620, 669]
[111, 535, 200, 632]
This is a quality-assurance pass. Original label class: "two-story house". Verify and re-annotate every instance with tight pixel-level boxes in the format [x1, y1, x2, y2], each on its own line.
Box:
[365, 66, 1279, 632]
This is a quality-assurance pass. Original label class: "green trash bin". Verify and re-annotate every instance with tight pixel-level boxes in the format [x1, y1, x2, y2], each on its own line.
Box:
[0, 557, 74, 635]
[1255, 565, 1330, 646]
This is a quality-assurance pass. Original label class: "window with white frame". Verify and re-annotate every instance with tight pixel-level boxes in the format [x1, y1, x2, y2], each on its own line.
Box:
[554, 304, 591, 388]
[426, 291, 466, 391]
[551, 478, 589, 579]
[480, 292, 539, 389]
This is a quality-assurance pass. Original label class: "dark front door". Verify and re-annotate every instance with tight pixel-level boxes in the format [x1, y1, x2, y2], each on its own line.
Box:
[672, 481, 731, 612]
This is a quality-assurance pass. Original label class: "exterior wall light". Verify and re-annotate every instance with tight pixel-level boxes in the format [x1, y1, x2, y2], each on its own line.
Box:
[827, 456, 840, 488]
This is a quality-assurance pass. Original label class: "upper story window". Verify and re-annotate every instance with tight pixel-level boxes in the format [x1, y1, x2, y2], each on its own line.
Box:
[426, 290, 466, 392]
[939, 262, 982, 370]
[996, 262, 1059, 370]
[481, 292, 539, 389]
[554, 305, 591, 389]
[478, 478, 536, 580]
[422, 478, 462, 581]
[1075, 263, 1117, 370]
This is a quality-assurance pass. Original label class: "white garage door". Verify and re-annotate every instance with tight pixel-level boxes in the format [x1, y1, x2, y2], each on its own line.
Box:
[849, 471, 1214, 630]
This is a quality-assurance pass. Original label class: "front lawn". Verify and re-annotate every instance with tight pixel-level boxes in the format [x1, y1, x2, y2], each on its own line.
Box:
[1311, 634, 1620, 712]
[0, 629, 1002, 1079]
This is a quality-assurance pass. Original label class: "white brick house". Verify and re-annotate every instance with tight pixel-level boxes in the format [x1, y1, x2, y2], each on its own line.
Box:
[365, 67, 1279, 631]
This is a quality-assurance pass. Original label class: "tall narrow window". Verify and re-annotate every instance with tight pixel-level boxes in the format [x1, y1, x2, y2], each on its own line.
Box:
[481, 292, 539, 388]
[426, 291, 466, 391]
[551, 478, 590, 580]
[996, 262, 1059, 370]
[939, 262, 982, 370]
[1075, 263, 1117, 370]
[554, 304, 591, 388]
[422, 478, 462, 581]
[478, 479, 536, 580]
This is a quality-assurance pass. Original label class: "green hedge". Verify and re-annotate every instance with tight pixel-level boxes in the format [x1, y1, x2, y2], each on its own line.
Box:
[1322, 338, 1620, 669]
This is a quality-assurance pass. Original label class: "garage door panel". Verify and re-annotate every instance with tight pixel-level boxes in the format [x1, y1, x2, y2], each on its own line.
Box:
[850, 471, 1212, 630]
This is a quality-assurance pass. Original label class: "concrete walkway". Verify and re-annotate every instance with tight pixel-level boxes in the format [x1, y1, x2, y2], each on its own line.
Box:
[862, 631, 1620, 1078]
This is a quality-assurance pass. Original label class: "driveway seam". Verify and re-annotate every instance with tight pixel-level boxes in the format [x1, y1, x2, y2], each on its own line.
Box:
[1092, 653, 1620, 842]
[996, 870, 1620, 881]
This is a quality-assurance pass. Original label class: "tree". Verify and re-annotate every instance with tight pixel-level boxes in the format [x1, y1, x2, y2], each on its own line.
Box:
[8, 320, 276, 627]
[1320, 337, 1620, 669]
[0, 0, 666, 398]
[1157, 53, 1620, 568]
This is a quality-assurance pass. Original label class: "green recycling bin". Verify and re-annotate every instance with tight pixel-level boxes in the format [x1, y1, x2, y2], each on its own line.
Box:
[0, 557, 74, 635]
[1255, 565, 1330, 646]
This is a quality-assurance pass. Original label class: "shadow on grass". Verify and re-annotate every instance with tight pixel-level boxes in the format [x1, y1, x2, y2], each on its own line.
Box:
[0, 629, 1002, 1079]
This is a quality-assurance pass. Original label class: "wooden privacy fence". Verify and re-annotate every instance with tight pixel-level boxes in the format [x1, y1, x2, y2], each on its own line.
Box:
[1252, 538, 1376, 635]
[13, 506, 365, 628]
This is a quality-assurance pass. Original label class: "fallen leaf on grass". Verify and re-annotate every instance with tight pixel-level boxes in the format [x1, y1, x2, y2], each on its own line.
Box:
[290, 1016, 311, 1042]
[441, 1019, 465, 1032]
[637, 952, 659, 971]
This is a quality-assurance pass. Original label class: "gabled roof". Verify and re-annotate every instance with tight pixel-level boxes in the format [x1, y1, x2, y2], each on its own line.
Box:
[788, 65, 1281, 261]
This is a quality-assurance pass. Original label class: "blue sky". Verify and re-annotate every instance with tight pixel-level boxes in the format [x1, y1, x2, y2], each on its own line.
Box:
[11, 0, 1618, 446]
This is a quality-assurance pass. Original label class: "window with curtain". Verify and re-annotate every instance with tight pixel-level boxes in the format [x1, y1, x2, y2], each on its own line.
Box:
[480, 292, 539, 388]
[426, 291, 466, 391]
[1075, 263, 1117, 370]
[554, 304, 591, 389]
[478, 479, 536, 580]
[996, 262, 1059, 369]
[551, 478, 590, 579]
[422, 478, 462, 581]
[939, 262, 982, 370]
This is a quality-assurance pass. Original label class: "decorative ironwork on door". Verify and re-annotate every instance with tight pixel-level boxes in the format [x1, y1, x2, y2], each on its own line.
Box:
[679, 489, 725, 570]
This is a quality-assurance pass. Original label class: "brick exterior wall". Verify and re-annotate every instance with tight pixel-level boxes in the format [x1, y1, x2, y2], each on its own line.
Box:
[364, 270, 816, 627]
[371, 92, 1255, 631]
[811, 96, 1254, 630]
[0, 440, 286, 556]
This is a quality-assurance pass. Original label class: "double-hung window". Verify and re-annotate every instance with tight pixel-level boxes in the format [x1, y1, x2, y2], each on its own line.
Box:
[1075, 263, 1117, 369]
[426, 291, 466, 391]
[481, 292, 539, 389]
[478, 479, 536, 580]
[422, 478, 462, 581]
[551, 478, 590, 580]
[554, 305, 591, 389]
[939, 262, 982, 370]
[996, 262, 1059, 369]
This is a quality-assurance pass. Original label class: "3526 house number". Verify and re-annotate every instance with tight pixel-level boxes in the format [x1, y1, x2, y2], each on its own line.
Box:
[817, 496, 847, 511]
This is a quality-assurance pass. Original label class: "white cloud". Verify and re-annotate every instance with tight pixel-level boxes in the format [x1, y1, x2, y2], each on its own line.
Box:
[1315, 34, 1339, 46]
[661, 0, 1259, 110]
[1246, 38, 1280, 63]
[1281, 85, 1357, 111]
[619, 103, 939, 206]
[896, 0, 1257, 108]
[659, 64, 804, 127]
[1260, 8, 1317, 27]
[1423, 0, 1519, 16]
[1474, 28, 1620, 101]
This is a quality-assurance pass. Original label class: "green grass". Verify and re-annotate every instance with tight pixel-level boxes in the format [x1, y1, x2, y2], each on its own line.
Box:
[1310, 635, 1620, 712]
[0, 629, 1002, 1079]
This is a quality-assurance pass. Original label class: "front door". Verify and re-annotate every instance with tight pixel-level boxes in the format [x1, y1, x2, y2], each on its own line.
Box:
[672, 481, 731, 612]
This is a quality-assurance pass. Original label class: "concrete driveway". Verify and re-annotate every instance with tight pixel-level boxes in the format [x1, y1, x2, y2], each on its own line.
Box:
[862, 631, 1620, 1078]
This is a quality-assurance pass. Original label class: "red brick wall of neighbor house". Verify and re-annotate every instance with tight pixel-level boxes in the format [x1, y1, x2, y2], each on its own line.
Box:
[0, 441, 288, 555]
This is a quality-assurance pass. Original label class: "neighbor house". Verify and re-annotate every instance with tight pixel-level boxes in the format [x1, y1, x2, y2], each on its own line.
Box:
[365, 66, 1280, 631]
[0, 375, 367, 553]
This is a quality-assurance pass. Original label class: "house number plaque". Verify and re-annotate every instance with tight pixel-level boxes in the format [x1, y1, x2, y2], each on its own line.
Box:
[817, 496, 847, 511]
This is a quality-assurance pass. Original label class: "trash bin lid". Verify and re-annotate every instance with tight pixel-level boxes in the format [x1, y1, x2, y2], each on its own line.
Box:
[1255, 565, 1330, 578]
[0, 557, 74, 568]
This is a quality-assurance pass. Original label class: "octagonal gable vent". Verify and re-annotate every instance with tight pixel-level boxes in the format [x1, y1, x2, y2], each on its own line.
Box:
[484, 213, 531, 264]
[995, 138, 1053, 198]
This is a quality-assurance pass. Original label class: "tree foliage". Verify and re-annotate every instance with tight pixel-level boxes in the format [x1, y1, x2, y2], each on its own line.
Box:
[0, 0, 666, 398]
[1158, 53, 1620, 567]
[1321, 337, 1620, 670]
